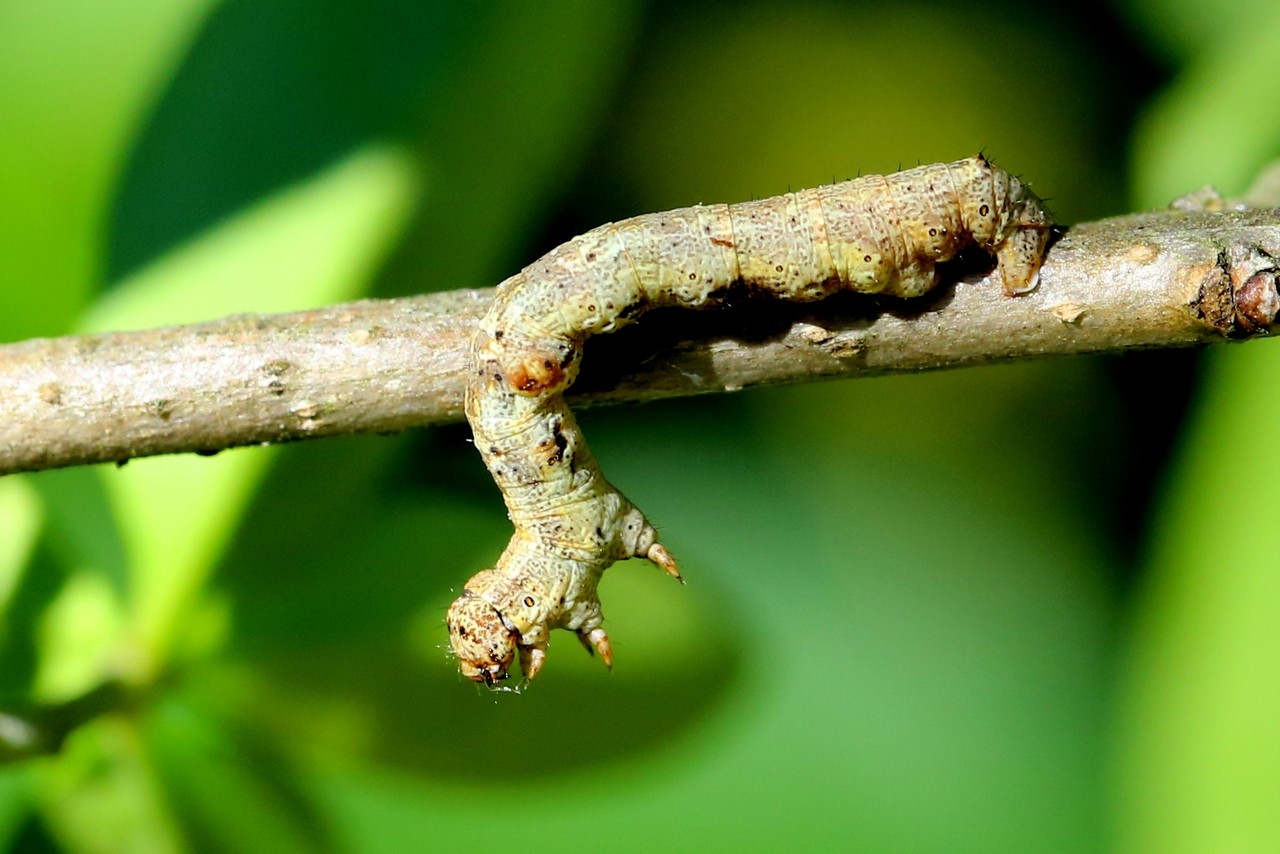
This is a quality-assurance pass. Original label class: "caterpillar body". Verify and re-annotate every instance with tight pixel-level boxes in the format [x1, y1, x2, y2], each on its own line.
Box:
[447, 155, 1051, 685]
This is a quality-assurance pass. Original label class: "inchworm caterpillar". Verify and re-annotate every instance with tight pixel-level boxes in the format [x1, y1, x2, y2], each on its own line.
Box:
[447, 155, 1051, 685]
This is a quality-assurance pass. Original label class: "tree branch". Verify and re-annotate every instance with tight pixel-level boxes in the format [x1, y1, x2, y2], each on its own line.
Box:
[2, 207, 1278, 476]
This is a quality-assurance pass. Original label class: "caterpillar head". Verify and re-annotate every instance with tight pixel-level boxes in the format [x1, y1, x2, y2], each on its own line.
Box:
[447, 582, 519, 686]
[446, 562, 617, 684]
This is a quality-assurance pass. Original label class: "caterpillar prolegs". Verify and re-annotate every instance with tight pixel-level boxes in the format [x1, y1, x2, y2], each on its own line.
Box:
[446, 155, 1051, 685]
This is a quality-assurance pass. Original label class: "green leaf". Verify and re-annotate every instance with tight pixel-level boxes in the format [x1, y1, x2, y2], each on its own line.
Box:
[1131, 6, 1280, 207]
[33, 717, 186, 854]
[0, 0, 216, 340]
[144, 694, 332, 854]
[84, 143, 420, 331]
[0, 766, 35, 849]
[45, 144, 421, 690]
[1117, 0, 1270, 61]
[1115, 342, 1280, 852]
[0, 478, 42, 615]
[105, 0, 477, 281]
[374, 0, 644, 296]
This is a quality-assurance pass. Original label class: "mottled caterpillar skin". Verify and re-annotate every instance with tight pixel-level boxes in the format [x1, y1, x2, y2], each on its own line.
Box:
[447, 155, 1051, 685]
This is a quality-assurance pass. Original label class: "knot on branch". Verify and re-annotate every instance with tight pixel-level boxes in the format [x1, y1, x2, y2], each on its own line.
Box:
[1193, 243, 1280, 337]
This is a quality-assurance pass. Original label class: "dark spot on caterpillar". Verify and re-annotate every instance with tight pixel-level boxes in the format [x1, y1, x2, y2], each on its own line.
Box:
[617, 302, 645, 321]
[494, 329, 504, 340]
[586, 252, 596, 261]
[775, 265, 784, 273]
[587, 304, 596, 312]
[595, 526, 605, 541]
[980, 204, 990, 216]
[543, 359, 554, 371]
[488, 445, 501, 456]
[864, 255, 872, 262]
[929, 227, 937, 237]
[689, 272, 697, 280]
[546, 432, 568, 465]
[523, 596, 536, 608]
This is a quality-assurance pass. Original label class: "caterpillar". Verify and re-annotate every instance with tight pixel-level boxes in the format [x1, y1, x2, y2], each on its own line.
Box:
[446, 155, 1051, 685]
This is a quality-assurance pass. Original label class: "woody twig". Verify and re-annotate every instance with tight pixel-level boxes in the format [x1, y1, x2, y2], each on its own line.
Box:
[1, 206, 1277, 477]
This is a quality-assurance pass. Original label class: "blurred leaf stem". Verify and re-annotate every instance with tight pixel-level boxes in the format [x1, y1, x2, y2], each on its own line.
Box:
[0, 681, 135, 764]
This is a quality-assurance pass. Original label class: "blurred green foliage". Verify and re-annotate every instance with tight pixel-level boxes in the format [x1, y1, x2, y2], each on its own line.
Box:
[0, 0, 1277, 851]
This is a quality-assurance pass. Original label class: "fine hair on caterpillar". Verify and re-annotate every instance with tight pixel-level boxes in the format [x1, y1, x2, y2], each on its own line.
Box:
[447, 155, 1051, 685]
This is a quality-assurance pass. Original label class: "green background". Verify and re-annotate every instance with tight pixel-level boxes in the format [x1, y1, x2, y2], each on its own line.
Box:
[1, 1, 1278, 851]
